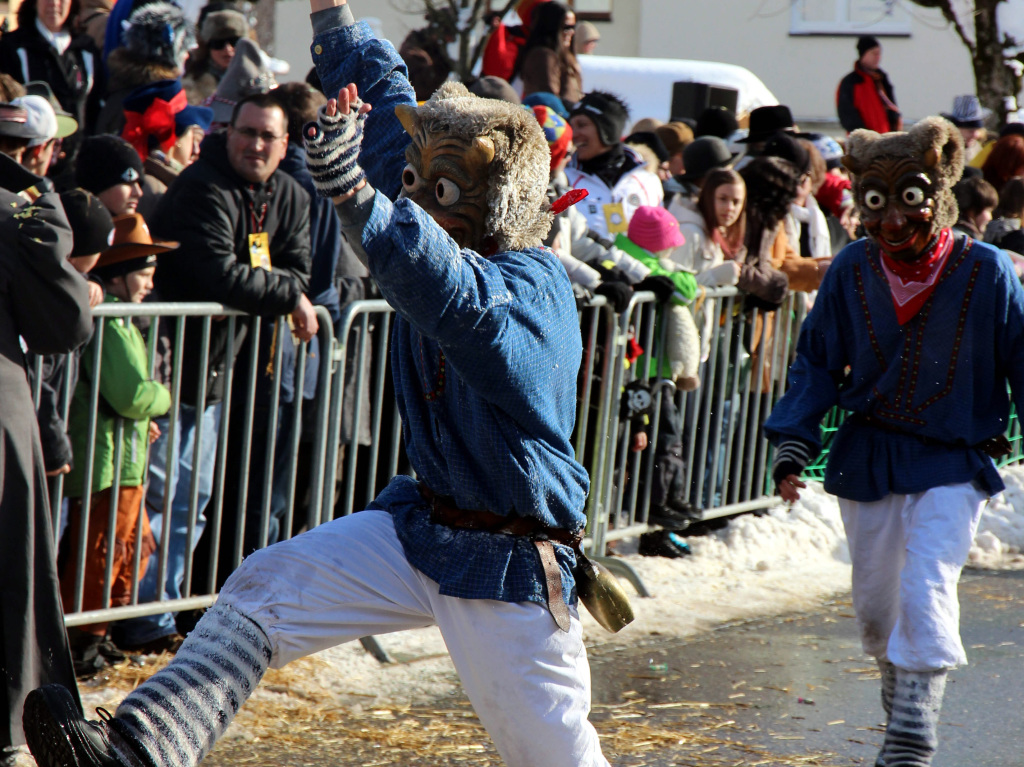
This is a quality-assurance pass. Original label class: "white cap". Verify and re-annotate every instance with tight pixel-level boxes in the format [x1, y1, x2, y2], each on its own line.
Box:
[11, 95, 57, 147]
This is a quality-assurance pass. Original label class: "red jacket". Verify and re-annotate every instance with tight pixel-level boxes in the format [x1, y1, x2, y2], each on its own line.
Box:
[836, 62, 900, 134]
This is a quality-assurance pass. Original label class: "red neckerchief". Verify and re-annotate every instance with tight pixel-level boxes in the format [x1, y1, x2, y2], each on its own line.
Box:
[878, 228, 953, 325]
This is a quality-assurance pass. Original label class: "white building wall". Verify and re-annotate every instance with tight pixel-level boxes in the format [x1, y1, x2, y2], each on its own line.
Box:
[272, 0, 984, 125]
[604, 0, 976, 124]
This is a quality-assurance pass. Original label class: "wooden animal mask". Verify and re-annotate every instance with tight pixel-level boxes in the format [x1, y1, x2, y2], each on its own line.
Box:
[842, 116, 964, 259]
[393, 82, 552, 253]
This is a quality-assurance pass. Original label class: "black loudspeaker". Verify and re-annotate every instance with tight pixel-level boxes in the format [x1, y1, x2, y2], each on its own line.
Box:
[670, 82, 739, 123]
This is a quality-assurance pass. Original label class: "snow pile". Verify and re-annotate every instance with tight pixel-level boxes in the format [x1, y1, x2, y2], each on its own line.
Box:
[968, 464, 1024, 568]
[72, 465, 1024, 722]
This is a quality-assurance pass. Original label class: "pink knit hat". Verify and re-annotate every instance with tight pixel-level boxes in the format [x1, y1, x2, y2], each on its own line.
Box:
[627, 206, 685, 252]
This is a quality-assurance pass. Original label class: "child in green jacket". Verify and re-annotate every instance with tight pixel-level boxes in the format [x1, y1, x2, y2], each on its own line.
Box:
[61, 214, 175, 676]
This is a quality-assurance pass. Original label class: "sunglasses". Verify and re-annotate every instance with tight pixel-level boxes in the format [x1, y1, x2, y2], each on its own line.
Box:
[209, 36, 240, 50]
[562, 24, 576, 31]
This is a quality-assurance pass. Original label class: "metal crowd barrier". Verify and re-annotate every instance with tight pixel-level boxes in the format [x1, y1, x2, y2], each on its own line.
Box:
[35, 288, 1024, 630]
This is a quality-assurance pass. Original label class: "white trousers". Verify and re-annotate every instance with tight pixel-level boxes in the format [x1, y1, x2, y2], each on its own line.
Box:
[839, 482, 986, 672]
[218, 509, 609, 767]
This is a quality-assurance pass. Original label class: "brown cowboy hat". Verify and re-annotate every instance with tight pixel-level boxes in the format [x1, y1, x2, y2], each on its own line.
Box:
[94, 214, 178, 271]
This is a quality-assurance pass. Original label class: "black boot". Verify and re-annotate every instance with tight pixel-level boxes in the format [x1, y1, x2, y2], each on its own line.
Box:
[22, 685, 152, 767]
[880, 669, 947, 767]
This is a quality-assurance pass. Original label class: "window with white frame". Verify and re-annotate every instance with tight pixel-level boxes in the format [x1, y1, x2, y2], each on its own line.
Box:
[790, 0, 912, 36]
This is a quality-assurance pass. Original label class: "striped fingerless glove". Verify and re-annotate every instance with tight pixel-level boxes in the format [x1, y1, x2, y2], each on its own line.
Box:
[771, 438, 814, 487]
[303, 100, 367, 198]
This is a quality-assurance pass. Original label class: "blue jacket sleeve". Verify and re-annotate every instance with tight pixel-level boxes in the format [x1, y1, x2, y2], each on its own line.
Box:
[310, 9, 416, 201]
[763, 264, 848, 454]
[994, 254, 1024, 419]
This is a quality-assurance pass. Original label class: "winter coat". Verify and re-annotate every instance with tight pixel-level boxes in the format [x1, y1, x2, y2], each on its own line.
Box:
[151, 132, 312, 406]
[0, 188, 91, 748]
[544, 173, 650, 288]
[182, 64, 222, 106]
[0, 18, 103, 133]
[65, 295, 171, 497]
[137, 152, 183, 226]
[519, 47, 581, 104]
[785, 196, 831, 261]
[566, 144, 664, 240]
[93, 46, 180, 136]
[616, 233, 701, 385]
[984, 216, 1021, 246]
[836, 61, 900, 134]
[666, 196, 741, 361]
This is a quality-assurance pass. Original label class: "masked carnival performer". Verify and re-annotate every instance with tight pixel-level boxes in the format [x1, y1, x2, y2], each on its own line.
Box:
[765, 117, 1024, 767]
[20, 1, 624, 766]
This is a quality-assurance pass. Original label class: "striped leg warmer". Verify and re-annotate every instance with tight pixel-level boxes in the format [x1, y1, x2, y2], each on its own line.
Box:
[875, 659, 898, 767]
[880, 669, 947, 767]
[114, 603, 272, 767]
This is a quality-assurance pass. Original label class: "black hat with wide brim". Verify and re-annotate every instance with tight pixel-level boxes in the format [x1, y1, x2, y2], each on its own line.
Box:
[736, 104, 796, 144]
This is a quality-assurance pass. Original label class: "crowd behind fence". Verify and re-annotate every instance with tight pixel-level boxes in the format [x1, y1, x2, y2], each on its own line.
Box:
[35, 289, 1024, 629]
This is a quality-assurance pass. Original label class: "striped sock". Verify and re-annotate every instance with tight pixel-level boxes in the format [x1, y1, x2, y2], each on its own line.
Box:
[880, 669, 946, 767]
[875, 659, 898, 767]
[879, 660, 897, 718]
[114, 603, 272, 767]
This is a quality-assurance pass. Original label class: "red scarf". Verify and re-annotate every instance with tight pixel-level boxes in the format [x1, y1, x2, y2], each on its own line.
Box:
[879, 228, 954, 325]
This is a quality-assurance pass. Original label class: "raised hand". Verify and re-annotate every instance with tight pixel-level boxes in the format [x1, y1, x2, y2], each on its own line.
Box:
[303, 83, 372, 202]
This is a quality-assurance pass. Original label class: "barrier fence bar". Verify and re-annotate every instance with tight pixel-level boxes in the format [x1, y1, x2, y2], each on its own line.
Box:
[46, 291, 1024, 630]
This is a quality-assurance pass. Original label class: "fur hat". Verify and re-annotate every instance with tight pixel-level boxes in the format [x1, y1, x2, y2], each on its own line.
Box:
[200, 9, 248, 44]
[123, 2, 195, 71]
[398, 81, 552, 252]
[842, 116, 965, 231]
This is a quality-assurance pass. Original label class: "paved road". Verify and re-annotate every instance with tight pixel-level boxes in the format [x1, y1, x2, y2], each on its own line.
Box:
[205, 568, 1024, 766]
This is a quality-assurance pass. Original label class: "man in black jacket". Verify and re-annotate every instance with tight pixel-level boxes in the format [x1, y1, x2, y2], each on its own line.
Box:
[113, 91, 317, 654]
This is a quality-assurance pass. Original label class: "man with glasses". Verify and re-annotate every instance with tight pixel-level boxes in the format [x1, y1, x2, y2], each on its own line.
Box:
[108, 91, 317, 656]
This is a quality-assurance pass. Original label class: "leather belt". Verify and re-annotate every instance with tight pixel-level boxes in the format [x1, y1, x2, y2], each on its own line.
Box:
[852, 413, 1012, 459]
[419, 483, 580, 632]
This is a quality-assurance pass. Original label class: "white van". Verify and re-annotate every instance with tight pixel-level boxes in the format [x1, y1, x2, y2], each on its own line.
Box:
[576, 54, 778, 124]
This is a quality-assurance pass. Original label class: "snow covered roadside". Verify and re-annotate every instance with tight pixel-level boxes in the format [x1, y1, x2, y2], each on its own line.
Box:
[72, 465, 1024, 737]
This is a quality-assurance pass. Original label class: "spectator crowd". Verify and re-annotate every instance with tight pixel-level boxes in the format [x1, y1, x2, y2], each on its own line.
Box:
[3, 0, 1024, 761]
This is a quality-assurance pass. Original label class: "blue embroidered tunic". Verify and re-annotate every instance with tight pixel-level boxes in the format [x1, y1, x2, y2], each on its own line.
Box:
[765, 236, 1024, 503]
[311, 9, 589, 606]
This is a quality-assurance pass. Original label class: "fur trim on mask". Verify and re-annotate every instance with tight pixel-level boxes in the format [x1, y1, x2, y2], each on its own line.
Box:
[842, 116, 965, 231]
[413, 81, 552, 251]
[124, 2, 195, 72]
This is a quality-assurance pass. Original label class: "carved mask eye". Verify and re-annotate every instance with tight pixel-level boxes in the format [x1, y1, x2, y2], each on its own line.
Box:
[902, 186, 926, 206]
[435, 177, 461, 206]
[864, 189, 887, 211]
[402, 163, 420, 191]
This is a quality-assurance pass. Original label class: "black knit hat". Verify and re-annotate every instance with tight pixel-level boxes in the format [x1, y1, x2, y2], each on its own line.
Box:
[857, 35, 880, 58]
[571, 91, 630, 147]
[59, 189, 115, 258]
[695, 106, 738, 139]
[74, 135, 144, 195]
